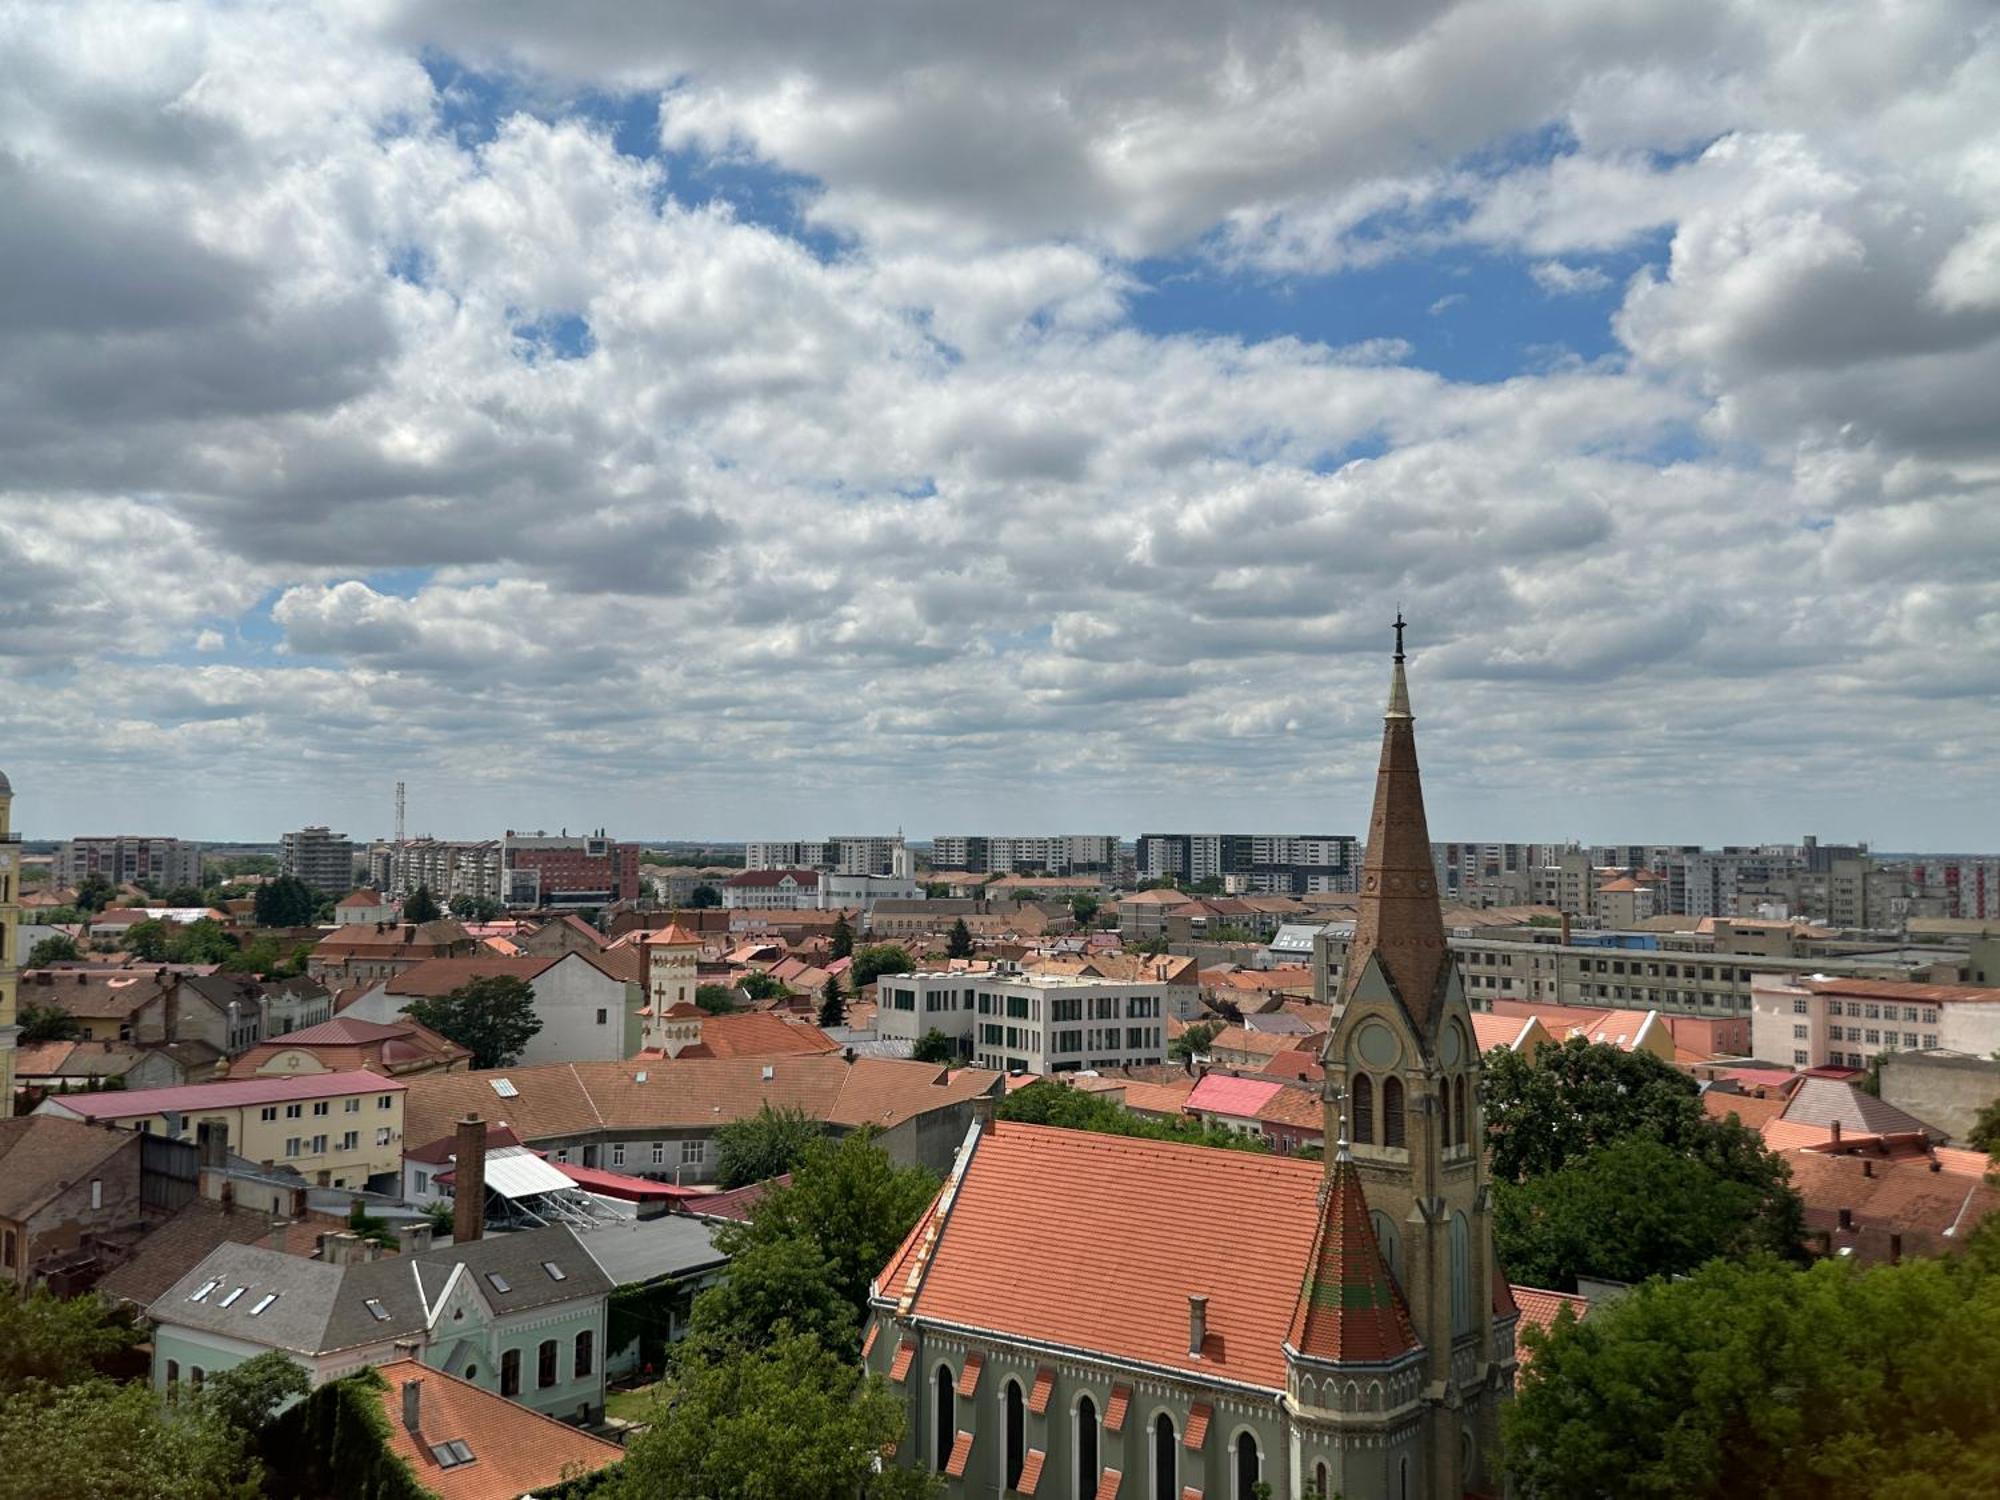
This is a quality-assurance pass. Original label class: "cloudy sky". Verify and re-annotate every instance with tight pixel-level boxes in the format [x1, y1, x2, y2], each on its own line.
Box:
[4, 1, 1998, 849]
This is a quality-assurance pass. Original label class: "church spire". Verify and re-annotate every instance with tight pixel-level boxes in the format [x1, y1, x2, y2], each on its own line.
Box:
[1342, 614, 1448, 1029]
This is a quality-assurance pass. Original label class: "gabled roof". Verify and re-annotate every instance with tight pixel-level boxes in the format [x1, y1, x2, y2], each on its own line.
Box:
[38, 1068, 405, 1121]
[1287, 1149, 1420, 1365]
[0, 1116, 137, 1220]
[1185, 1074, 1285, 1119]
[370, 1358, 623, 1500]
[1779, 1077, 1943, 1140]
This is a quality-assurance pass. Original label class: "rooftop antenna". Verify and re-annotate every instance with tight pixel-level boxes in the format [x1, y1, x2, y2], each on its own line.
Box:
[394, 780, 406, 847]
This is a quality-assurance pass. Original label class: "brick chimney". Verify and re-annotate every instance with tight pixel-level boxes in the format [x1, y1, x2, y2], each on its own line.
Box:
[1830, 1120, 1842, 1148]
[1188, 1294, 1208, 1358]
[452, 1113, 485, 1244]
[402, 1377, 422, 1434]
[397, 1221, 434, 1256]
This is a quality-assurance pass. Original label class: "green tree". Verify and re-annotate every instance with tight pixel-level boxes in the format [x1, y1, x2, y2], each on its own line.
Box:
[403, 974, 543, 1069]
[720, 1132, 938, 1315]
[24, 935, 79, 968]
[998, 1078, 1271, 1155]
[73, 874, 117, 913]
[399, 884, 442, 923]
[694, 983, 738, 1014]
[1971, 1092, 2000, 1161]
[911, 1029, 957, 1065]
[740, 972, 786, 1002]
[252, 876, 317, 928]
[1486, 1036, 1737, 1181]
[198, 1350, 310, 1436]
[850, 944, 915, 991]
[680, 1237, 859, 1361]
[168, 918, 239, 965]
[687, 885, 721, 909]
[447, 893, 503, 923]
[612, 1333, 936, 1500]
[16, 1003, 82, 1044]
[817, 975, 846, 1029]
[714, 1105, 824, 1190]
[1069, 893, 1100, 925]
[829, 912, 855, 961]
[121, 919, 173, 962]
[0, 1288, 140, 1394]
[1503, 1234, 2000, 1498]
[0, 1379, 262, 1500]
[945, 919, 973, 960]
[1169, 1019, 1222, 1061]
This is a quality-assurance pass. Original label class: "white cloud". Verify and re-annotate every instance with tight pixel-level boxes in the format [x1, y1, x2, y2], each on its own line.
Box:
[1530, 261, 1612, 296]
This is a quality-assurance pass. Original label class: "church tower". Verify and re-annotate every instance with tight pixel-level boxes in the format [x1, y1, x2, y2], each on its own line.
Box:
[1305, 620, 1513, 1497]
[0, 769, 20, 1118]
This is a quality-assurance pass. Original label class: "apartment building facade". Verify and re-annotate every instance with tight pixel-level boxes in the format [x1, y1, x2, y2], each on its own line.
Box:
[278, 826, 355, 893]
[929, 835, 1120, 875]
[500, 832, 641, 907]
[1750, 975, 1994, 1071]
[370, 839, 503, 902]
[1135, 833, 1359, 894]
[745, 836, 909, 876]
[873, 969, 1191, 1074]
[56, 836, 203, 889]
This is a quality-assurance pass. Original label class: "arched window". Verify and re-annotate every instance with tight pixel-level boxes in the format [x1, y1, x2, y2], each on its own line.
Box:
[934, 1365, 954, 1472]
[1450, 1211, 1472, 1336]
[1382, 1076, 1406, 1149]
[1316, 1460, 1330, 1498]
[1005, 1380, 1025, 1492]
[1350, 1074, 1375, 1144]
[1453, 1075, 1468, 1149]
[1234, 1431, 1260, 1500]
[1076, 1395, 1099, 1499]
[1400, 1456, 1410, 1499]
[1370, 1208, 1402, 1287]
[1152, 1413, 1176, 1500]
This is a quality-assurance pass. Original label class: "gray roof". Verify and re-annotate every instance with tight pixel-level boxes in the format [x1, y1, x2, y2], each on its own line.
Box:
[150, 1225, 615, 1357]
[571, 1215, 729, 1289]
[1781, 1077, 1944, 1140]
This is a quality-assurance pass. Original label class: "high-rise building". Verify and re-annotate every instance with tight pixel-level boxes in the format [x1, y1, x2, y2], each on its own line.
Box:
[0, 769, 17, 1116]
[746, 834, 906, 876]
[1135, 832, 1359, 893]
[500, 830, 641, 907]
[278, 825, 355, 892]
[929, 834, 1120, 875]
[55, 835, 203, 890]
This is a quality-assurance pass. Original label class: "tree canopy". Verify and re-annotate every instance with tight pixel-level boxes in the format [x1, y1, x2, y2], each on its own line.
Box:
[945, 919, 973, 960]
[817, 975, 846, 1029]
[714, 1104, 824, 1190]
[16, 1003, 81, 1044]
[403, 974, 543, 1069]
[910, 1028, 957, 1065]
[198, 1351, 309, 1437]
[694, 983, 738, 1014]
[252, 876, 318, 928]
[1505, 1228, 2000, 1498]
[0, 1289, 141, 1395]
[448, 893, 503, 923]
[1168, 1019, 1221, 1061]
[999, 1077, 1271, 1154]
[24, 935, 78, 968]
[611, 1333, 936, 1500]
[680, 1236, 859, 1362]
[400, 884, 442, 923]
[686, 885, 722, 909]
[829, 913, 854, 961]
[0, 1379, 262, 1500]
[849, 944, 915, 990]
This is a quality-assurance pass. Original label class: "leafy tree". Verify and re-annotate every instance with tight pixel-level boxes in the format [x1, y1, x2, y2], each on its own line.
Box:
[252, 876, 317, 929]
[0, 1379, 262, 1500]
[817, 975, 846, 1029]
[687, 885, 721, 909]
[945, 919, 973, 960]
[447, 894, 503, 923]
[714, 1105, 824, 1189]
[1971, 1092, 2000, 1161]
[740, 972, 786, 1002]
[24, 935, 78, 969]
[121, 919, 173, 962]
[829, 912, 855, 961]
[680, 1237, 859, 1361]
[169, 918, 239, 965]
[159, 885, 209, 908]
[403, 974, 543, 1069]
[0, 1288, 141, 1395]
[694, 983, 738, 1014]
[16, 1003, 82, 1044]
[198, 1351, 309, 1436]
[911, 1029, 957, 1065]
[1069, 893, 1100, 925]
[612, 1333, 937, 1500]
[1504, 1233, 2000, 1498]
[73, 874, 117, 913]
[1169, 1019, 1222, 1062]
[719, 1131, 938, 1315]
[400, 884, 442, 923]
[849, 944, 915, 991]
[999, 1078, 1272, 1155]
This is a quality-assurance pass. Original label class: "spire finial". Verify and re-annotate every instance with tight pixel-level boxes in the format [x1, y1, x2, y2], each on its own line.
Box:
[1392, 607, 1406, 663]
[1335, 1092, 1352, 1163]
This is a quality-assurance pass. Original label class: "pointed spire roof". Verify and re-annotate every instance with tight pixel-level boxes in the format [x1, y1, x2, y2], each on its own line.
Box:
[1342, 613, 1449, 1029]
[1287, 1148, 1420, 1364]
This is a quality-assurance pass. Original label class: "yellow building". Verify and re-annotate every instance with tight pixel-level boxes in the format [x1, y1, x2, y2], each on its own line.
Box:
[0, 769, 18, 1117]
[35, 1070, 408, 1189]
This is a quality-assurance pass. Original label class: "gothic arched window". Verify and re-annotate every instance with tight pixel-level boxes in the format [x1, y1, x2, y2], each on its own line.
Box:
[1450, 1211, 1473, 1336]
[1382, 1076, 1406, 1149]
[934, 1365, 954, 1472]
[1234, 1431, 1260, 1500]
[1152, 1413, 1176, 1500]
[1005, 1380, 1025, 1491]
[1350, 1074, 1375, 1144]
[1076, 1395, 1100, 1500]
[1453, 1075, 1469, 1148]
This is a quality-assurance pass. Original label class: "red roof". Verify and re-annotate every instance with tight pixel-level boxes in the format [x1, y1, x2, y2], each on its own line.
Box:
[956, 1352, 983, 1397]
[554, 1161, 705, 1202]
[889, 1339, 916, 1383]
[1017, 1449, 1046, 1495]
[1183, 1403, 1210, 1448]
[1185, 1073, 1285, 1119]
[1286, 1149, 1420, 1364]
[1510, 1286, 1589, 1369]
[371, 1359, 622, 1500]
[1027, 1367, 1054, 1414]
[42, 1068, 405, 1119]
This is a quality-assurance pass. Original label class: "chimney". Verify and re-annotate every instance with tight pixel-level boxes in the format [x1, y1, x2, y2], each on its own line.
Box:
[220, 1178, 236, 1216]
[1838, 1207, 1853, 1231]
[1929, 1157, 1942, 1174]
[197, 1119, 230, 1170]
[1830, 1120, 1842, 1149]
[971, 1089, 996, 1131]
[452, 1113, 486, 1244]
[1188, 1294, 1208, 1358]
[397, 1222, 434, 1256]
[268, 1218, 289, 1251]
[402, 1378, 422, 1434]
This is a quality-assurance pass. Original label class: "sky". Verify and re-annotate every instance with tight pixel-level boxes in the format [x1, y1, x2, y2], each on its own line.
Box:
[3, 1, 1999, 849]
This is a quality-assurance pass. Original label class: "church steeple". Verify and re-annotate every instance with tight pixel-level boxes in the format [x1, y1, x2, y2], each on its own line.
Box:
[1343, 614, 1448, 1032]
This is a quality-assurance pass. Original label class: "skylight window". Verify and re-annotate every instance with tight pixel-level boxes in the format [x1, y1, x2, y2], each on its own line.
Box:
[190, 1279, 220, 1302]
[365, 1298, 390, 1321]
[488, 1078, 518, 1099]
[486, 1273, 511, 1293]
[430, 1440, 475, 1469]
[219, 1287, 246, 1308]
[249, 1293, 279, 1316]
[542, 1262, 566, 1281]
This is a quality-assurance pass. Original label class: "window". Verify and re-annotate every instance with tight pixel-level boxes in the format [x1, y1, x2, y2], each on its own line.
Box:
[487, 1273, 512, 1294]
[1152, 1413, 1176, 1500]
[340, 1131, 358, 1151]
[1233, 1431, 1259, 1500]
[379, 1095, 394, 1109]
[1791, 999, 1808, 1015]
[596, 1008, 608, 1025]
[1865, 1030, 1880, 1045]
[190, 1367, 204, 1390]
[680, 1140, 703, 1166]
[260, 1107, 278, 1122]
[285, 1104, 302, 1119]
[1450, 1211, 1473, 1335]
[651, 1140, 666, 1166]
[612, 1144, 626, 1167]
[575, 1329, 593, 1378]
[431, 1441, 474, 1469]
[1925, 1034, 1939, 1049]
[166, 1360, 180, 1386]
[90, 1178, 102, 1209]
[1381, 1076, 1406, 1150]
[1076, 1394, 1100, 1500]
[313, 1101, 329, 1117]
[1923, 1008, 1940, 1025]
[1793, 1025, 1808, 1040]
[365, 1298, 390, 1322]
[285, 1137, 302, 1159]
[311, 1134, 328, 1154]
[1794, 1050, 1808, 1064]
[345, 1098, 360, 1113]
[376, 1127, 392, 1147]
[1350, 1074, 1374, 1145]
[500, 1349, 521, 1397]
[539, 1339, 559, 1389]
[1004, 1380, 1025, 1491]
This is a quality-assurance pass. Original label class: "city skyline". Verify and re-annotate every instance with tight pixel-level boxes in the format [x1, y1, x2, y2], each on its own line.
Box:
[6, 3, 2000, 846]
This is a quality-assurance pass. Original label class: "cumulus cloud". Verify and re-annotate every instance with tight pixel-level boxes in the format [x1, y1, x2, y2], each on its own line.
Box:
[0, 0, 1997, 845]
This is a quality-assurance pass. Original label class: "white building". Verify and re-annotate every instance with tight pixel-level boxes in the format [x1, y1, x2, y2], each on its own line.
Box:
[341, 953, 640, 1066]
[278, 826, 355, 893]
[873, 967, 1196, 1074]
[817, 873, 919, 913]
[1750, 974, 1981, 1071]
[929, 835, 1120, 875]
[744, 835, 906, 876]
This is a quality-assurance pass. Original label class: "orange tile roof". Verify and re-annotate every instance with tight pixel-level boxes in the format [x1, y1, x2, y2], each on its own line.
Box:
[371, 1359, 622, 1500]
[1254, 1084, 1326, 1133]
[384, 955, 559, 996]
[945, 1431, 974, 1479]
[680, 1011, 841, 1060]
[1105, 1383, 1130, 1432]
[1118, 1080, 1197, 1116]
[861, 1323, 878, 1358]
[1509, 1287, 1589, 1370]
[1702, 1092, 1786, 1131]
[1182, 1488, 1204, 1500]
[1262, 1049, 1324, 1083]
[957, 1352, 983, 1397]
[1017, 1449, 1046, 1495]
[1183, 1403, 1211, 1448]
[1099, 1467, 1123, 1499]
[1287, 1150, 1420, 1364]
[889, 1339, 915, 1383]
[1028, 1367, 1054, 1414]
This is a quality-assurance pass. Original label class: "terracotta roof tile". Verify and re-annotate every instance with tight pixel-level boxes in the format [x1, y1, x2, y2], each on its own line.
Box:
[1017, 1449, 1046, 1495]
[889, 1339, 916, 1383]
[383, 955, 559, 996]
[1183, 1403, 1211, 1448]
[1182, 1488, 1204, 1500]
[1104, 1383, 1130, 1432]
[372, 1359, 622, 1500]
[957, 1351, 983, 1397]
[1186, 1074, 1285, 1118]
[1028, 1367, 1054, 1414]
[1287, 1150, 1420, 1365]
[1702, 1092, 1786, 1130]
[1253, 1085, 1325, 1133]
[1510, 1286, 1589, 1369]
[1098, 1467, 1122, 1499]
[862, 1323, 878, 1359]
[945, 1430, 974, 1479]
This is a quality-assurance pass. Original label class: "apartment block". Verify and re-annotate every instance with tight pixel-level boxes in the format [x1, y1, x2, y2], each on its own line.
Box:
[500, 831, 641, 907]
[1751, 975, 1994, 1071]
[56, 836, 203, 889]
[1905, 859, 2000, 921]
[278, 826, 355, 893]
[929, 834, 1120, 875]
[1135, 833, 1359, 894]
[745, 836, 908, 877]
[873, 967, 1194, 1074]
[370, 839, 503, 902]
